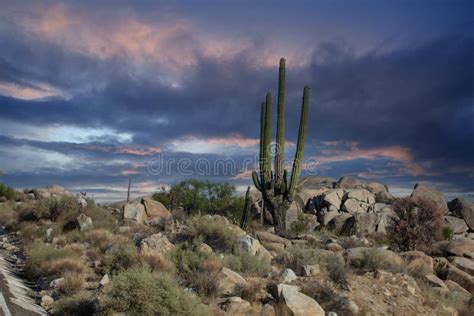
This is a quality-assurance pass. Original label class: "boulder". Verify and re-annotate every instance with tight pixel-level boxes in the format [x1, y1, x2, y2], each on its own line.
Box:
[271, 284, 325, 316]
[344, 247, 403, 266]
[329, 213, 353, 234]
[341, 199, 372, 214]
[256, 231, 292, 249]
[123, 202, 146, 224]
[99, 274, 110, 286]
[141, 197, 171, 219]
[321, 210, 340, 226]
[366, 182, 394, 203]
[237, 235, 273, 263]
[326, 242, 344, 252]
[445, 264, 474, 293]
[215, 267, 247, 297]
[344, 189, 376, 205]
[373, 203, 391, 213]
[449, 256, 474, 275]
[445, 238, 474, 258]
[340, 212, 391, 236]
[139, 233, 174, 256]
[410, 183, 448, 214]
[76, 213, 93, 231]
[443, 216, 469, 234]
[299, 176, 335, 190]
[322, 189, 345, 210]
[335, 176, 363, 190]
[424, 274, 447, 289]
[286, 201, 303, 231]
[444, 279, 471, 297]
[41, 295, 54, 308]
[280, 268, 298, 283]
[448, 198, 474, 230]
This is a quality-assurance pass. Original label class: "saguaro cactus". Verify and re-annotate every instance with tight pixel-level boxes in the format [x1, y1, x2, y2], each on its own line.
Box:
[252, 58, 310, 236]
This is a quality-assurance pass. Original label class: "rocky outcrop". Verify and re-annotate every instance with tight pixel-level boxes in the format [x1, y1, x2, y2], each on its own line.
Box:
[448, 198, 474, 230]
[123, 201, 147, 224]
[237, 235, 273, 263]
[270, 284, 325, 316]
[256, 231, 292, 251]
[215, 267, 247, 297]
[443, 216, 469, 234]
[445, 238, 474, 258]
[139, 233, 174, 256]
[76, 213, 93, 231]
[340, 211, 393, 236]
[410, 183, 448, 214]
[280, 268, 298, 283]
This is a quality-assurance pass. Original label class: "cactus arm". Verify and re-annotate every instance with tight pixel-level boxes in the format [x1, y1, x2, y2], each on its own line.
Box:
[263, 93, 272, 189]
[259, 101, 266, 176]
[275, 58, 286, 181]
[288, 86, 310, 198]
[252, 171, 262, 192]
[283, 169, 289, 193]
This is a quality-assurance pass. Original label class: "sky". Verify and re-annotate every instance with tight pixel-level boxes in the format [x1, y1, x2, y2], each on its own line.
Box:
[0, 0, 473, 202]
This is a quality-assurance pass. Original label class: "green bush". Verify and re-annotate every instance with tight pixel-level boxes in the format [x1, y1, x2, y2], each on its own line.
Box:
[101, 266, 209, 315]
[442, 226, 454, 241]
[169, 240, 218, 277]
[224, 252, 272, 276]
[0, 183, 15, 200]
[52, 293, 97, 316]
[36, 195, 78, 221]
[153, 179, 244, 221]
[186, 216, 239, 252]
[102, 243, 139, 275]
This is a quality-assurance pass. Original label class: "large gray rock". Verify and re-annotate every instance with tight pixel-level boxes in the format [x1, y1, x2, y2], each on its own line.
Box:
[286, 201, 303, 231]
[410, 183, 448, 214]
[329, 213, 353, 234]
[335, 176, 363, 190]
[445, 238, 474, 258]
[321, 210, 340, 226]
[215, 267, 247, 297]
[299, 176, 335, 190]
[322, 189, 345, 210]
[345, 189, 376, 205]
[271, 284, 325, 316]
[141, 197, 171, 220]
[280, 268, 298, 283]
[449, 256, 474, 275]
[139, 233, 174, 256]
[424, 274, 447, 289]
[443, 216, 469, 234]
[123, 202, 146, 224]
[448, 198, 474, 230]
[76, 213, 93, 231]
[340, 212, 392, 236]
[237, 235, 273, 263]
[256, 231, 292, 249]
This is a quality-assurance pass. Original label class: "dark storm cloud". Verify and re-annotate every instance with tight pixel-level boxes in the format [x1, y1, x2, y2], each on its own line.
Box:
[0, 0, 473, 200]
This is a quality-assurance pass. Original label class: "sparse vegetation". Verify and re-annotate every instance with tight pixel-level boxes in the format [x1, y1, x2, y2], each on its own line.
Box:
[101, 266, 209, 315]
[186, 215, 239, 252]
[442, 226, 454, 241]
[389, 197, 444, 251]
[58, 271, 85, 296]
[0, 183, 15, 200]
[224, 251, 272, 276]
[102, 243, 139, 275]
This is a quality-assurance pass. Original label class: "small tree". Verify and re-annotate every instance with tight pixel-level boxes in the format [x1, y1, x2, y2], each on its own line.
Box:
[389, 197, 444, 251]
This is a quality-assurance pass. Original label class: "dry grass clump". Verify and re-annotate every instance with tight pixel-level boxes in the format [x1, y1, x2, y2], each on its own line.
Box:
[189, 259, 222, 297]
[138, 252, 176, 275]
[351, 248, 405, 274]
[82, 205, 118, 231]
[326, 254, 350, 287]
[241, 279, 266, 303]
[83, 229, 114, 251]
[40, 257, 85, 277]
[0, 203, 18, 229]
[101, 266, 209, 315]
[58, 271, 85, 296]
[275, 246, 328, 271]
[24, 240, 78, 279]
[18, 222, 45, 242]
[102, 243, 139, 275]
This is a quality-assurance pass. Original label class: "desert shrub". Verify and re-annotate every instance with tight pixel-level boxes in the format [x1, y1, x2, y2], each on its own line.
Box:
[170, 241, 219, 277]
[0, 183, 15, 200]
[18, 222, 46, 242]
[327, 254, 349, 287]
[224, 252, 272, 276]
[138, 252, 177, 275]
[189, 259, 222, 297]
[171, 208, 187, 222]
[83, 229, 114, 251]
[102, 243, 139, 275]
[389, 197, 443, 251]
[82, 205, 117, 230]
[241, 279, 266, 303]
[275, 247, 327, 271]
[101, 266, 209, 315]
[0, 204, 17, 228]
[24, 241, 77, 279]
[442, 226, 454, 241]
[186, 216, 239, 252]
[58, 271, 85, 296]
[290, 213, 313, 236]
[338, 236, 369, 249]
[350, 248, 405, 274]
[37, 195, 78, 221]
[52, 293, 97, 316]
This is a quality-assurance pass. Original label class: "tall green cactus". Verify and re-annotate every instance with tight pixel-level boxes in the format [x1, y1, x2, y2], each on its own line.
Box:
[252, 58, 310, 236]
